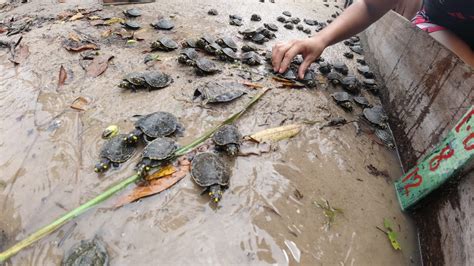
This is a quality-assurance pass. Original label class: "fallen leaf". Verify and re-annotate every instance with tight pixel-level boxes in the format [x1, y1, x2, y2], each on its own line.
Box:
[68, 32, 81, 42]
[88, 15, 101, 20]
[58, 65, 67, 87]
[57, 10, 75, 20]
[145, 164, 176, 181]
[242, 81, 264, 89]
[101, 29, 112, 38]
[115, 28, 133, 39]
[104, 17, 124, 25]
[314, 199, 343, 231]
[126, 39, 137, 45]
[9, 44, 30, 64]
[133, 29, 147, 41]
[388, 231, 401, 250]
[86, 54, 113, 77]
[248, 124, 302, 143]
[0, 27, 7, 34]
[272, 76, 306, 88]
[69, 12, 84, 21]
[238, 141, 272, 156]
[114, 159, 190, 208]
[70, 96, 89, 111]
[90, 20, 106, 26]
[63, 38, 99, 52]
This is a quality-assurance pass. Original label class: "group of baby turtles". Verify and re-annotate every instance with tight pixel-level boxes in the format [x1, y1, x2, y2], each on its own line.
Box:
[94, 111, 243, 203]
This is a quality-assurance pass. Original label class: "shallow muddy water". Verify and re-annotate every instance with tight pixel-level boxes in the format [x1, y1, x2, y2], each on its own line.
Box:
[1, 0, 420, 265]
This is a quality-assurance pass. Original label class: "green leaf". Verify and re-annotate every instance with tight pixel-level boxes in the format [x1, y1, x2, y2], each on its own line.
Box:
[388, 231, 401, 250]
[383, 218, 393, 231]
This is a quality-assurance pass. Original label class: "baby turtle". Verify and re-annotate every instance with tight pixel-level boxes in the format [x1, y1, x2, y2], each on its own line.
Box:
[239, 28, 257, 39]
[143, 71, 173, 90]
[125, 111, 179, 144]
[208, 9, 218, 15]
[193, 58, 220, 75]
[291, 17, 301, 24]
[303, 18, 317, 26]
[343, 52, 354, 59]
[356, 58, 367, 65]
[204, 42, 222, 55]
[303, 28, 311, 34]
[118, 72, 146, 90]
[333, 61, 348, 75]
[136, 137, 178, 177]
[264, 23, 279, 31]
[122, 20, 141, 30]
[363, 106, 388, 128]
[181, 38, 199, 48]
[318, 61, 331, 74]
[178, 48, 199, 65]
[216, 36, 238, 51]
[123, 8, 141, 17]
[196, 34, 216, 49]
[151, 36, 179, 51]
[331, 91, 353, 112]
[212, 124, 242, 156]
[191, 152, 231, 203]
[241, 43, 259, 52]
[327, 19, 333, 23]
[341, 76, 360, 93]
[63, 239, 109, 266]
[217, 47, 239, 62]
[350, 45, 364, 54]
[296, 24, 304, 31]
[362, 78, 376, 88]
[303, 69, 317, 87]
[194, 82, 246, 104]
[276, 16, 287, 23]
[357, 65, 375, 78]
[375, 129, 395, 149]
[94, 134, 135, 173]
[282, 11, 292, 17]
[229, 14, 243, 21]
[327, 71, 343, 84]
[353, 96, 371, 108]
[251, 33, 267, 44]
[241, 51, 263, 65]
[229, 18, 243, 26]
[251, 14, 262, 21]
[150, 19, 174, 30]
[280, 68, 297, 80]
[284, 23, 294, 30]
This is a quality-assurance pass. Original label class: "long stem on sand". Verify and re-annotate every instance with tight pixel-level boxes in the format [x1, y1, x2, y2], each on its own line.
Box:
[0, 88, 268, 263]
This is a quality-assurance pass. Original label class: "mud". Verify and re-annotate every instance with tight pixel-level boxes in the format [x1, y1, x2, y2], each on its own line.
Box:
[1, 0, 419, 265]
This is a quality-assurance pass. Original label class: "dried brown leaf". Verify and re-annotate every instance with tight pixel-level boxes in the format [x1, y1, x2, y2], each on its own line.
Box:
[145, 164, 176, 181]
[90, 20, 106, 26]
[86, 54, 113, 77]
[70, 96, 89, 111]
[9, 44, 30, 64]
[58, 65, 67, 87]
[133, 29, 147, 41]
[69, 12, 84, 21]
[101, 29, 112, 38]
[242, 81, 264, 89]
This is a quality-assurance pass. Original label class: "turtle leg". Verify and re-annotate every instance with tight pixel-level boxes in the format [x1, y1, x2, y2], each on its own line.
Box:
[208, 185, 224, 203]
[94, 158, 111, 173]
[125, 129, 143, 144]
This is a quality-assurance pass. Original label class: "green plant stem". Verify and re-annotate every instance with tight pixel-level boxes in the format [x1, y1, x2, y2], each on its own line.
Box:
[0, 87, 269, 263]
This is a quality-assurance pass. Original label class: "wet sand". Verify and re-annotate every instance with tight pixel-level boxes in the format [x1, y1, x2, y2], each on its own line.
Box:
[1, 0, 420, 265]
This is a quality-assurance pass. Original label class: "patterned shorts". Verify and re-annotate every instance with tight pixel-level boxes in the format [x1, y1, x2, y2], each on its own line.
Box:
[411, 9, 447, 33]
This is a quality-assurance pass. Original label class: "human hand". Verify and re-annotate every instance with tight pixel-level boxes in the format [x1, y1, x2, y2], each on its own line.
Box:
[271, 36, 327, 79]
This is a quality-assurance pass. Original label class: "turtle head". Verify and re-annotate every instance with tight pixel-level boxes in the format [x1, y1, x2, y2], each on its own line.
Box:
[94, 159, 110, 173]
[124, 129, 142, 144]
[226, 144, 239, 156]
[102, 125, 119, 139]
[208, 185, 223, 203]
[136, 159, 152, 178]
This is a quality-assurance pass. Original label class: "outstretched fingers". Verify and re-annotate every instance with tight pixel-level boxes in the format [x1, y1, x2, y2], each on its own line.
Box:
[278, 46, 300, 74]
[272, 42, 292, 72]
[298, 54, 317, 79]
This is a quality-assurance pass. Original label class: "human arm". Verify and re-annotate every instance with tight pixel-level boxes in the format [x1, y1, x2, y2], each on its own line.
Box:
[272, 0, 400, 78]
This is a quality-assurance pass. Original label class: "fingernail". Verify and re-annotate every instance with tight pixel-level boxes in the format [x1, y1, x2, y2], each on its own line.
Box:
[279, 68, 283, 73]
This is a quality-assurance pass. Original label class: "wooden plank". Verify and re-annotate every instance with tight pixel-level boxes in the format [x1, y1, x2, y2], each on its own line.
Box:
[395, 106, 474, 210]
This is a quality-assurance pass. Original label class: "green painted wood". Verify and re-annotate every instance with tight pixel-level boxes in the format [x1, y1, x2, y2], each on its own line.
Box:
[395, 106, 474, 211]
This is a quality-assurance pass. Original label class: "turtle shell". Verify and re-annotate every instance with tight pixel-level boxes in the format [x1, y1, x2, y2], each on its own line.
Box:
[303, 28, 311, 34]
[282, 11, 292, 17]
[318, 61, 331, 74]
[142, 137, 177, 161]
[179, 48, 199, 60]
[143, 71, 173, 90]
[251, 14, 261, 21]
[280, 68, 297, 80]
[181, 38, 198, 48]
[212, 124, 242, 146]
[151, 19, 174, 30]
[100, 134, 135, 163]
[63, 239, 109, 266]
[191, 152, 230, 187]
[241, 51, 262, 65]
[264, 23, 278, 31]
[343, 52, 354, 59]
[327, 71, 343, 83]
[350, 45, 363, 54]
[375, 129, 395, 148]
[194, 82, 246, 103]
[284, 23, 294, 30]
[353, 96, 371, 107]
[241, 44, 258, 52]
[291, 17, 301, 24]
[229, 14, 243, 20]
[124, 8, 141, 17]
[123, 20, 141, 30]
[331, 91, 351, 102]
[303, 18, 317, 25]
[208, 9, 218, 15]
[136, 111, 178, 138]
[239, 28, 256, 37]
[362, 78, 376, 87]
[216, 37, 238, 51]
[123, 72, 145, 86]
[296, 24, 304, 31]
[229, 18, 243, 26]
[363, 106, 388, 127]
[151, 36, 178, 51]
[276, 16, 287, 23]
[252, 33, 266, 44]
[218, 47, 239, 61]
[204, 42, 222, 55]
[341, 76, 359, 93]
[333, 61, 348, 75]
[195, 58, 219, 74]
[357, 65, 374, 78]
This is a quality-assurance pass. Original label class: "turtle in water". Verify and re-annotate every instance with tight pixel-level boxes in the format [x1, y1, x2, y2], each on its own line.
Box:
[217, 47, 239, 62]
[363, 106, 388, 128]
[193, 58, 220, 75]
[241, 51, 263, 66]
[151, 36, 179, 51]
[333, 61, 349, 75]
[177, 48, 199, 65]
[375, 129, 395, 149]
[118, 72, 146, 90]
[208, 9, 218, 16]
[191, 152, 231, 203]
[124, 8, 141, 17]
[341, 76, 360, 93]
[150, 19, 174, 30]
[353, 96, 372, 108]
[251, 14, 261, 21]
[136, 137, 178, 177]
[94, 134, 135, 172]
[143, 71, 173, 90]
[194, 82, 246, 104]
[125, 111, 180, 144]
[63, 239, 109, 266]
[212, 124, 242, 156]
[331, 91, 353, 112]
[216, 36, 238, 51]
